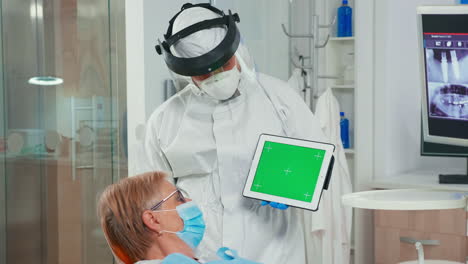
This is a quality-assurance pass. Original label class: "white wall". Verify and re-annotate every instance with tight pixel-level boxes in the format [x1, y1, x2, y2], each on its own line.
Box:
[353, 0, 377, 262]
[212, 0, 289, 80]
[374, 0, 466, 178]
[126, 0, 146, 175]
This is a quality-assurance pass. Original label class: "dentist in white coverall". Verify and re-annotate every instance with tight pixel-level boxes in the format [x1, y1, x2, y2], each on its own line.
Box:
[145, 5, 328, 264]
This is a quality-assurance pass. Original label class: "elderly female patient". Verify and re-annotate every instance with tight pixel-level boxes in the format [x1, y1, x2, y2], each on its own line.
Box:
[98, 171, 259, 264]
[98, 171, 203, 263]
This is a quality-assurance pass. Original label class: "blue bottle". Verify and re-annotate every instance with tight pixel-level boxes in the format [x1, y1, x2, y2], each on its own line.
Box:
[340, 112, 350, 149]
[337, 0, 352, 37]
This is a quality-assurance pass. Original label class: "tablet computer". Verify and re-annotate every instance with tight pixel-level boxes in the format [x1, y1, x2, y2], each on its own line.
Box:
[243, 134, 335, 211]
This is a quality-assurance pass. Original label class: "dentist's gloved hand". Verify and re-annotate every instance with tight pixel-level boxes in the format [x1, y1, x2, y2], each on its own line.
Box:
[206, 247, 262, 264]
[260, 200, 289, 210]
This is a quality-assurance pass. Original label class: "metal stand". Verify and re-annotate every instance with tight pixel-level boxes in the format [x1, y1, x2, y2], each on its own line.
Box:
[439, 158, 468, 184]
[281, 14, 336, 109]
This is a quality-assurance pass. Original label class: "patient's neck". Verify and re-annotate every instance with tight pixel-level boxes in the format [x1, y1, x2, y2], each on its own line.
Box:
[145, 237, 195, 261]
[144, 244, 165, 260]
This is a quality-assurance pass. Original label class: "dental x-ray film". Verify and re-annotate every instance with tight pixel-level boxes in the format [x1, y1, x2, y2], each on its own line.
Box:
[424, 35, 468, 121]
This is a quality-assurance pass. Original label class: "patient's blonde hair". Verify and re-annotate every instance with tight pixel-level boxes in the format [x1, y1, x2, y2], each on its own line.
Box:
[98, 171, 167, 263]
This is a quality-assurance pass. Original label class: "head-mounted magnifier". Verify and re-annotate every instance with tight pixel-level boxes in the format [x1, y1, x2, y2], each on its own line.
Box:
[155, 3, 241, 77]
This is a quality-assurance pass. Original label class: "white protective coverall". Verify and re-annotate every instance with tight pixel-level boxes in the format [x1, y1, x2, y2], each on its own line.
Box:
[312, 87, 353, 264]
[129, 124, 153, 175]
[145, 7, 328, 264]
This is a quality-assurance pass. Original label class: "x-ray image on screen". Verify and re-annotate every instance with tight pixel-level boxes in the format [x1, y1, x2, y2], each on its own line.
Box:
[425, 48, 468, 121]
[420, 12, 468, 147]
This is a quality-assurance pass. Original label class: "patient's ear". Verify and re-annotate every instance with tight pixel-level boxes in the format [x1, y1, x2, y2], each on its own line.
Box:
[142, 211, 162, 233]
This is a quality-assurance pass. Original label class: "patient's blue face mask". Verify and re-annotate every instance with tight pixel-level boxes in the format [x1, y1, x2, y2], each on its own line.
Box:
[153, 197, 206, 249]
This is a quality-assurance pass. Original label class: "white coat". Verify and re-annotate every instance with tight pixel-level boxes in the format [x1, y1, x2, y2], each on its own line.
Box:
[287, 68, 311, 107]
[287, 68, 305, 96]
[145, 73, 328, 264]
[311, 88, 353, 264]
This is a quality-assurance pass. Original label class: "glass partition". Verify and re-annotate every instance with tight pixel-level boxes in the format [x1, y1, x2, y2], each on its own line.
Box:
[0, 2, 6, 263]
[0, 0, 127, 263]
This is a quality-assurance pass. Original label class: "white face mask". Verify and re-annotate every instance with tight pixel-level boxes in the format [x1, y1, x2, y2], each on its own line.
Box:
[198, 67, 241, 101]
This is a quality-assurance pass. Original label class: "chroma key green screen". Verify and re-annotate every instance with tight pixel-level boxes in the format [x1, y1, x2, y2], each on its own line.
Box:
[250, 141, 325, 202]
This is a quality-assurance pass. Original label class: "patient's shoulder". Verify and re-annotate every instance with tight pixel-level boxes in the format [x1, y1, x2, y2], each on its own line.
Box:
[161, 253, 198, 263]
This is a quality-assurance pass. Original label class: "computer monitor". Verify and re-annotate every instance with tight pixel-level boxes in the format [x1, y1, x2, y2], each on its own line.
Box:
[418, 6, 468, 183]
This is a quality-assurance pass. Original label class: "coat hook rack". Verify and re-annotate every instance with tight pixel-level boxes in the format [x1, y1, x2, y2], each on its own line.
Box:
[315, 34, 330, 48]
[290, 58, 314, 69]
[283, 11, 337, 109]
[319, 15, 337, 28]
[281, 24, 315, 38]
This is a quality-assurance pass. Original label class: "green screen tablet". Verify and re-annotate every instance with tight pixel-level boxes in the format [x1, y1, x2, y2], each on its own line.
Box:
[243, 134, 335, 211]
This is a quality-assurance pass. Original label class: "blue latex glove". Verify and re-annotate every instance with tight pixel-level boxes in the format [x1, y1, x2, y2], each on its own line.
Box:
[260, 200, 289, 210]
[162, 248, 261, 264]
[206, 247, 262, 264]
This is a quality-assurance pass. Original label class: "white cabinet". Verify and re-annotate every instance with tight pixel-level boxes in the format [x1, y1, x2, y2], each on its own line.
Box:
[326, 36, 356, 152]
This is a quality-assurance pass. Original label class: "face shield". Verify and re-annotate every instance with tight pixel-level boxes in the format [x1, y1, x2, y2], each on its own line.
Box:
[155, 3, 241, 77]
[155, 3, 261, 101]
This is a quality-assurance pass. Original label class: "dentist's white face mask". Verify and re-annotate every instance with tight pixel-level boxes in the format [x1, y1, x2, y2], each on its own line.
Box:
[198, 67, 241, 101]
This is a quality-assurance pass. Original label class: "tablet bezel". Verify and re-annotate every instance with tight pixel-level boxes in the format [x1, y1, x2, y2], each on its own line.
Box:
[243, 134, 335, 211]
